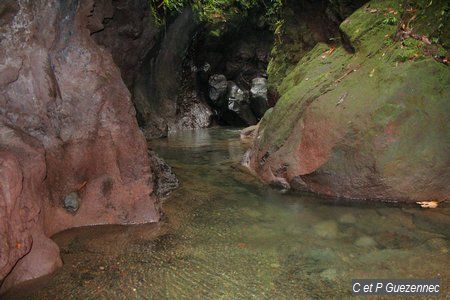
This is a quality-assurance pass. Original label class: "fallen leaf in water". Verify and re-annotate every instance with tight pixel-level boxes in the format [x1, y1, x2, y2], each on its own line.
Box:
[416, 201, 438, 208]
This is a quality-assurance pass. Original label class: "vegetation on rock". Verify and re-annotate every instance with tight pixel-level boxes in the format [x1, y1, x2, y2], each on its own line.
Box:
[246, 0, 450, 202]
[149, 0, 283, 27]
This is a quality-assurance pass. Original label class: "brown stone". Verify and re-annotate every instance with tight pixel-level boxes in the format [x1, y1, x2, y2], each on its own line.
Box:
[0, 0, 160, 292]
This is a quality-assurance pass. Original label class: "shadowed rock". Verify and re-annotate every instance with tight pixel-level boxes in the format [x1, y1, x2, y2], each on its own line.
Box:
[250, 77, 269, 119]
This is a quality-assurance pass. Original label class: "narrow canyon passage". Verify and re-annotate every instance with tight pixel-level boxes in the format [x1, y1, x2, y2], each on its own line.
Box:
[1, 0, 449, 297]
[5, 128, 449, 299]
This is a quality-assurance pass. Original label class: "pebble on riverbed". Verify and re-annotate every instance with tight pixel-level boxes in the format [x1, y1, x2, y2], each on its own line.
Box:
[354, 236, 377, 248]
[338, 213, 356, 224]
[313, 220, 338, 239]
[320, 268, 338, 282]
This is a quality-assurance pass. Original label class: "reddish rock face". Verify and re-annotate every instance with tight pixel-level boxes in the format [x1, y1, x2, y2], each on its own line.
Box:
[0, 0, 160, 292]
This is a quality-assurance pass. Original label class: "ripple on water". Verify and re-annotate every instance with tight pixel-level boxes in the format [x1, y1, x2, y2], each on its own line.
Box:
[5, 127, 449, 299]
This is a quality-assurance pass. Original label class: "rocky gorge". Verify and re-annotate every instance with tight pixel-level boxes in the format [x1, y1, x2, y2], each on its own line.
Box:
[0, 0, 449, 296]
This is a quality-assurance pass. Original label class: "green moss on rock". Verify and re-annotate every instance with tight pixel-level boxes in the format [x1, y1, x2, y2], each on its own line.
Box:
[248, 0, 450, 202]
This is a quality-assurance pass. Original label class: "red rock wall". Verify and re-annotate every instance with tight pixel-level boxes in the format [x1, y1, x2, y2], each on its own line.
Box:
[0, 0, 160, 292]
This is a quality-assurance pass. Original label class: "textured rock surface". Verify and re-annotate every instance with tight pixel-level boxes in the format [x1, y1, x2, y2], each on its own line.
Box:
[245, 0, 450, 202]
[250, 77, 269, 119]
[0, 0, 160, 292]
[189, 12, 274, 126]
[267, 0, 366, 98]
[208, 76, 258, 126]
[91, 2, 213, 138]
[226, 82, 257, 126]
[208, 74, 229, 106]
[90, 0, 160, 88]
[148, 151, 179, 197]
[134, 8, 212, 138]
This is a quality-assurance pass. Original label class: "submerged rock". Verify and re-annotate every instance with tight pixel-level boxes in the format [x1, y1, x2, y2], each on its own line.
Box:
[338, 213, 356, 224]
[313, 220, 338, 239]
[320, 268, 338, 282]
[355, 236, 377, 248]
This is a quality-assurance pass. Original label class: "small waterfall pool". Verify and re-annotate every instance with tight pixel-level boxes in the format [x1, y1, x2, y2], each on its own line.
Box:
[7, 127, 449, 299]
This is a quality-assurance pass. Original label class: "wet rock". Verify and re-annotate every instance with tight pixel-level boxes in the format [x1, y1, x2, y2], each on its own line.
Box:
[208, 77, 258, 126]
[250, 77, 269, 119]
[313, 220, 338, 239]
[240, 124, 259, 141]
[132, 8, 203, 137]
[199, 62, 211, 76]
[91, 0, 159, 88]
[63, 192, 80, 213]
[375, 232, 415, 249]
[290, 176, 308, 191]
[148, 151, 179, 197]
[244, 1, 450, 202]
[355, 236, 377, 248]
[269, 178, 291, 192]
[408, 209, 450, 236]
[94, 3, 214, 136]
[0, 0, 160, 292]
[172, 60, 213, 132]
[226, 82, 257, 125]
[0, 126, 63, 293]
[172, 100, 213, 132]
[208, 74, 228, 106]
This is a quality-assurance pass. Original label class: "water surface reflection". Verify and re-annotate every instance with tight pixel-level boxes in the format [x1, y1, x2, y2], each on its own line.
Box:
[6, 127, 449, 299]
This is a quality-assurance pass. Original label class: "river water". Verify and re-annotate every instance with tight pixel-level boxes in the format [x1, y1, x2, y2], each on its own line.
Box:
[6, 128, 449, 299]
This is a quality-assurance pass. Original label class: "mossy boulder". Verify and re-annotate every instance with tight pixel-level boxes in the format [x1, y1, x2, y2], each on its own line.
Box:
[245, 0, 450, 202]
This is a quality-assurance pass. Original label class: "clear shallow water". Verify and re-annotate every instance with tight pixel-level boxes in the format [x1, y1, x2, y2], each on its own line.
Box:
[6, 127, 449, 299]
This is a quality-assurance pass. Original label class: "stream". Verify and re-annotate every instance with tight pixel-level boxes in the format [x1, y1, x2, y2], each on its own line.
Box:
[6, 127, 449, 299]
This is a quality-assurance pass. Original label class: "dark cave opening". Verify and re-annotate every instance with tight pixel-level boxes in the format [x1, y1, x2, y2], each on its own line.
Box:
[89, 0, 368, 139]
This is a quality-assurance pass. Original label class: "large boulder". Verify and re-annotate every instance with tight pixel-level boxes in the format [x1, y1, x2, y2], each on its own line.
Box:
[0, 0, 160, 292]
[208, 74, 229, 107]
[250, 77, 269, 119]
[244, 0, 450, 202]
[208, 76, 258, 126]
[0, 126, 62, 292]
[227, 82, 257, 126]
